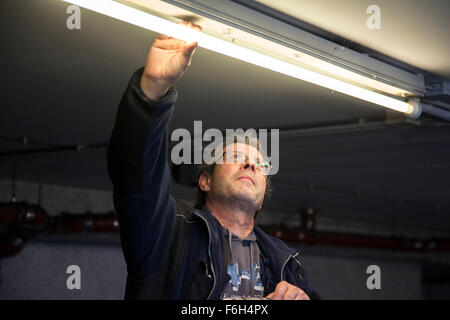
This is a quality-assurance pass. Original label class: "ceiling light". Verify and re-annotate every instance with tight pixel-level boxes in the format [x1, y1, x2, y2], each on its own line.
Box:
[61, 0, 423, 117]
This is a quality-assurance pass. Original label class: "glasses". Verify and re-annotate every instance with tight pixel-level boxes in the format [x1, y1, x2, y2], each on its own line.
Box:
[220, 151, 272, 176]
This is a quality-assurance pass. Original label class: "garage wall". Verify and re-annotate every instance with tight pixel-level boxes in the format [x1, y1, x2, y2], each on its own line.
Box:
[0, 179, 448, 299]
[0, 240, 423, 300]
[0, 241, 126, 300]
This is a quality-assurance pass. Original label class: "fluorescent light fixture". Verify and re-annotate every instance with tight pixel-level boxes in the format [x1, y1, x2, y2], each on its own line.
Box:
[62, 0, 420, 116]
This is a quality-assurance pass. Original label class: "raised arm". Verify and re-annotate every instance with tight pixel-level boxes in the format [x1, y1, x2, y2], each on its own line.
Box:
[107, 22, 202, 278]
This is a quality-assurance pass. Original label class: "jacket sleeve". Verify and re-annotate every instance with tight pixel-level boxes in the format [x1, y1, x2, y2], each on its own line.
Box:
[107, 67, 177, 278]
[287, 252, 321, 300]
[296, 263, 321, 300]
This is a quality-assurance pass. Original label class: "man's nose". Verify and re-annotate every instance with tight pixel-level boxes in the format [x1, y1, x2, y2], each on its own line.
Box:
[242, 163, 256, 172]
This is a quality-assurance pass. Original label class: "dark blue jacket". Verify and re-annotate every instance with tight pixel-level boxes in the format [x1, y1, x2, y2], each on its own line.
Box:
[107, 68, 320, 300]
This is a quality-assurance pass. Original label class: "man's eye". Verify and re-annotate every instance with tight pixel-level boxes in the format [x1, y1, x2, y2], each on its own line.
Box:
[232, 153, 245, 161]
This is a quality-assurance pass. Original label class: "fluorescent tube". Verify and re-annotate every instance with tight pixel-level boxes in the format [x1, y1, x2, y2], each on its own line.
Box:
[62, 0, 417, 115]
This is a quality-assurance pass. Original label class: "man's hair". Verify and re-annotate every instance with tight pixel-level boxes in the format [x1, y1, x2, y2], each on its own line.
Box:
[194, 133, 273, 210]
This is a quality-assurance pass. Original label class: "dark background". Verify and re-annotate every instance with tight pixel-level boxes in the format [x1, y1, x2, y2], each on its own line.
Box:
[0, 0, 449, 299]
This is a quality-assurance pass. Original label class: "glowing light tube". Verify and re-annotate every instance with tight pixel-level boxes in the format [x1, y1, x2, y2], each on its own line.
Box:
[62, 0, 416, 114]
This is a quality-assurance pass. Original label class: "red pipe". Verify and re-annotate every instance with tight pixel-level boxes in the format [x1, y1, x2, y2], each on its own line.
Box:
[47, 212, 119, 234]
[2, 201, 449, 256]
[0, 202, 48, 258]
[262, 227, 450, 252]
[0, 202, 48, 227]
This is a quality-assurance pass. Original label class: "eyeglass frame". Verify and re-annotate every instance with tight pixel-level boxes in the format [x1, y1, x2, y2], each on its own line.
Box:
[217, 150, 272, 177]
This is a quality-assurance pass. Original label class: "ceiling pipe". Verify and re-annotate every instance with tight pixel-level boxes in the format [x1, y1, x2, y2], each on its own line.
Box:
[47, 212, 119, 234]
[0, 143, 107, 162]
[421, 103, 450, 121]
[32, 210, 450, 252]
[422, 100, 450, 111]
[0, 202, 48, 229]
[0, 119, 409, 161]
[262, 227, 450, 252]
[2, 202, 450, 255]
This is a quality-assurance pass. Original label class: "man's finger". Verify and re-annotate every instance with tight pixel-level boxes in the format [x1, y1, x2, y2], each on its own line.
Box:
[293, 288, 310, 300]
[178, 21, 203, 31]
[294, 292, 310, 300]
[266, 292, 274, 299]
[192, 24, 203, 32]
[284, 286, 300, 300]
[155, 33, 172, 41]
[156, 21, 202, 44]
[182, 42, 197, 59]
[272, 282, 289, 300]
[179, 21, 202, 56]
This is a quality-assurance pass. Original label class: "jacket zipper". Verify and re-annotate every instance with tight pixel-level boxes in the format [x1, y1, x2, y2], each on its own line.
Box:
[194, 212, 216, 300]
[280, 252, 300, 282]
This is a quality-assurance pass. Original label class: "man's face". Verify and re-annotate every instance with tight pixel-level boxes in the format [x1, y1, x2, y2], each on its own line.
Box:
[200, 143, 268, 210]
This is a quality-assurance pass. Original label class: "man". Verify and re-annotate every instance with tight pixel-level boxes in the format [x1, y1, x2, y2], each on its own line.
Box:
[108, 22, 319, 300]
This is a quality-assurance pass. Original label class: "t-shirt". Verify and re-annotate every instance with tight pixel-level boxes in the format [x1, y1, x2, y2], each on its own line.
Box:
[220, 228, 264, 299]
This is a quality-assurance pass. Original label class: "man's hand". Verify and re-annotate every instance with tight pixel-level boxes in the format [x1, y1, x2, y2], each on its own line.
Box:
[140, 21, 203, 101]
[266, 281, 310, 300]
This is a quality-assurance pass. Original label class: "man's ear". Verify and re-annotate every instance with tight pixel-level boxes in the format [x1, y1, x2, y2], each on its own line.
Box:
[198, 171, 211, 192]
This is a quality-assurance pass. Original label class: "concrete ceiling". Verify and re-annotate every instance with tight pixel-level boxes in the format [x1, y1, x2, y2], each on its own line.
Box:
[255, 0, 450, 79]
[0, 0, 449, 235]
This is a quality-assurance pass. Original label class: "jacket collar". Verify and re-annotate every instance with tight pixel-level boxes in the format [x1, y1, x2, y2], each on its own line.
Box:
[253, 224, 297, 283]
[193, 206, 227, 299]
[194, 206, 297, 285]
